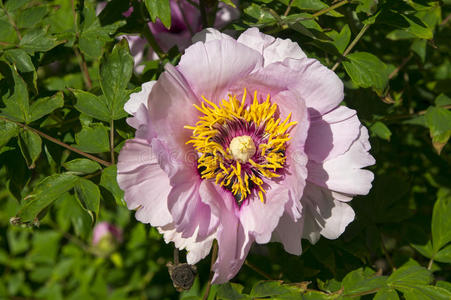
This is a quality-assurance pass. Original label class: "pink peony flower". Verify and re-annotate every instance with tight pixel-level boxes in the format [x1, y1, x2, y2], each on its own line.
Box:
[117, 28, 375, 283]
[92, 221, 123, 245]
[98, 1, 239, 73]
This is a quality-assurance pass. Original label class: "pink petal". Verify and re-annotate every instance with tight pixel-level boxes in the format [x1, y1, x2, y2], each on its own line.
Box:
[158, 223, 215, 265]
[283, 58, 344, 116]
[177, 38, 263, 101]
[124, 81, 155, 115]
[305, 106, 361, 162]
[238, 28, 306, 66]
[199, 181, 253, 284]
[148, 64, 200, 157]
[301, 183, 355, 240]
[307, 126, 375, 195]
[117, 139, 172, 227]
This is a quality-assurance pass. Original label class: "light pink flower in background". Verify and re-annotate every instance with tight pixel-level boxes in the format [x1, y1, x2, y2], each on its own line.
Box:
[98, 0, 239, 73]
[92, 221, 123, 245]
[117, 27, 375, 283]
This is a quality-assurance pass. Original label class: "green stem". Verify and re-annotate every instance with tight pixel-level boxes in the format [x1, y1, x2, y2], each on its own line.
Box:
[0, 116, 112, 167]
[245, 260, 273, 280]
[202, 241, 218, 300]
[332, 23, 371, 71]
[198, 0, 209, 29]
[312, 0, 349, 18]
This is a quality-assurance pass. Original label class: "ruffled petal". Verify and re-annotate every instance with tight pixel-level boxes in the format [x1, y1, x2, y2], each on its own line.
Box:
[177, 38, 263, 101]
[307, 126, 375, 195]
[158, 223, 215, 265]
[237, 28, 306, 66]
[124, 81, 155, 115]
[117, 139, 172, 227]
[305, 106, 361, 162]
[301, 183, 355, 240]
[283, 58, 344, 116]
[271, 211, 304, 255]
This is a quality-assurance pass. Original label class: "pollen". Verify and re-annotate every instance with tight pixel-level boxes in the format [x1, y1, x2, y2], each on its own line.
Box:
[184, 89, 297, 205]
[229, 136, 256, 163]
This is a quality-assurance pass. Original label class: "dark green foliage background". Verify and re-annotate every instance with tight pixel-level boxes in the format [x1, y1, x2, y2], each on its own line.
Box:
[1, 0, 451, 299]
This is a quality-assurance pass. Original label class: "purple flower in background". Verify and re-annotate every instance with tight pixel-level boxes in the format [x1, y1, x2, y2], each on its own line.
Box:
[92, 222, 122, 246]
[117, 27, 375, 283]
[98, 1, 239, 73]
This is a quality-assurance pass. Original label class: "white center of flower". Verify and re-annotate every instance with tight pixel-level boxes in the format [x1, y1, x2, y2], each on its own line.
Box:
[229, 135, 256, 163]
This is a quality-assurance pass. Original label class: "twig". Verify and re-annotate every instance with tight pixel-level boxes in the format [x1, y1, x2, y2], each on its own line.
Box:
[202, 242, 218, 300]
[109, 120, 115, 164]
[312, 0, 349, 18]
[283, 0, 294, 17]
[0, 116, 112, 167]
[388, 53, 413, 80]
[383, 104, 451, 122]
[174, 247, 180, 265]
[427, 258, 434, 270]
[245, 260, 273, 280]
[73, 47, 92, 90]
[380, 232, 395, 271]
[440, 13, 451, 26]
[332, 23, 371, 71]
[198, 0, 209, 29]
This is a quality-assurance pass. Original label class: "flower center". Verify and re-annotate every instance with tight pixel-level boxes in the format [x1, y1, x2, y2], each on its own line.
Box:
[229, 135, 256, 163]
[184, 89, 296, 205]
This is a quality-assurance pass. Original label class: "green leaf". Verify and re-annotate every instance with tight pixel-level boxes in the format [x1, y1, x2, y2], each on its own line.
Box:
[370, 121, 392, 141]
[354, 0, 378, 14]
[250, 281, 305, 298]
[0, 119, 18, 148]
[219, 0, 236, 8]
[435, 94, 451, 106]
[279, 0, 327, 10]
[216, 282, 249, 300]
[0, 20, 19, 45]
[4, 0, 32, 12]
[434, 244, 451, 263]
[18, 129, 42, 169]
[387, 264, 432, 288]
[19, 28, 61, 54]
[436, 281, 451, 292]
[100, 165, 124, 206]
[411, 39, 427, 63]
[411, 241, 434, 259]
[15, 6, 48, 29]
[1, 67, 30, 123]
[74, 178, 100, 220]
[73, 90, 110, 122]
[425, 106, 451, 154]
[431, 189, 451, 252]
[343, 52, 389, 93]
[401, 285, 451, 300]
[99, 39, 134, 120]
[4, 49, 35, 73]
[62, 158, 101, 175]
[74, 124, 110, 153]
[374, 288, 399, 300]
[327, 24, 351, 54]
[29, 92, 64, 122]
[342, 268, 388, 296]
[144, 0, 172, 29]
[15, 174, 79, 223]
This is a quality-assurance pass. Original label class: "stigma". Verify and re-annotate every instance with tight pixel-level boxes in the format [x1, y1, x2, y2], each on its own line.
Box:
[229, 135, 256, 163]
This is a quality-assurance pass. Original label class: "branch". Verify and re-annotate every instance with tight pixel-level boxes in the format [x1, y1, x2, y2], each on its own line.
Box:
[245, 260, 273, 280]
[0, 116, 112, 167]
[332, 23, 371, 71]
[312, 0, 349, 18]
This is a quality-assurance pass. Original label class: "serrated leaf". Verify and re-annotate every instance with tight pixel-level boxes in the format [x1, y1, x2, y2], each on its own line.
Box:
[327, 24, 351, 54]
[99, 39, 134, 120]
[29, 92, 64, 122]
[370, 121, 392, 141]
[343, 52, 389, 93]
[216, 282, 249, 300]
[15, 6, 48, 29]
[74, 124, 110, 153]
[73, 90, 110, 122]
[100, 165, 124, 206]
[374, 288, 399, 300]
[0, 119, 18, 148]
[18, 130, 42, 169]
[431, 189, 451, 252]
[15, 174, 79, 223]
[4, 49, 35, 73]
[63, 158, 101, 175]
[401, 285, 451, 300]
[74, 178, 100, 220]
[144, 0, 171, 29]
